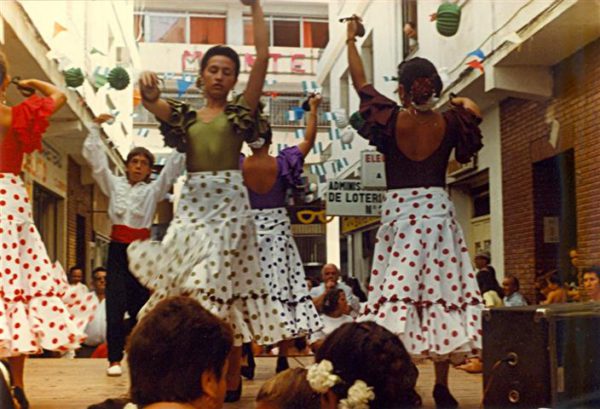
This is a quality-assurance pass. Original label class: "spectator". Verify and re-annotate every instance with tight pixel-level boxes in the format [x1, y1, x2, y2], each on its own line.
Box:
[126, 296, 233, 409]
[310, 289, 353, 351]
[541, 274, 568, 305]
[310, 264, 360, 315]
[583, 267, 600, 302]
[477, 269, 503, 307]
[474, 251, 502, 296]
[308, 322, 421, 409]
[79, 267, 108, 357]
[256, 368, 319, 409]
[403, 21, 418, 54]
[502, 275, 528, 307]
[68, 265, 89, 295]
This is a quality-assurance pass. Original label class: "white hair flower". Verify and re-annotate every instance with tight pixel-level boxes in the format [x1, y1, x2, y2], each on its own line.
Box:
[123, 404, 138, 409]
[247, 137, 266, 149]
[338, 380, 375, 409]
[307, 359, 341, 393]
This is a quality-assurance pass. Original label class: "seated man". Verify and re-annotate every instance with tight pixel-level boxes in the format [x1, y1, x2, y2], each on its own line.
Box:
[502, 275, 528, 307]
[310, 264, 360, 315]
[583, 267, 600, 302]
[79, 267, 108, 358]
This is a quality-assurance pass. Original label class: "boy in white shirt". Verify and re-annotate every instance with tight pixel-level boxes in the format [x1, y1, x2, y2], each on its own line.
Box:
[82, 114, 185, 376]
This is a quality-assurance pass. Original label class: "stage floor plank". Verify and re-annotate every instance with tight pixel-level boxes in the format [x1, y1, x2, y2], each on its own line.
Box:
[25, 357, 482, 408]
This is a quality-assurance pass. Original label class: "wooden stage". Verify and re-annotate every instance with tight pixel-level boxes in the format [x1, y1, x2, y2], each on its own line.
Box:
[25, 357, 482, 408]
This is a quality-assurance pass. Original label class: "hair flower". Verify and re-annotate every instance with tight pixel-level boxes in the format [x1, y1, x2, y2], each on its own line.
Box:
[338, 379, 375, 409]
[307, 359, 341, 393]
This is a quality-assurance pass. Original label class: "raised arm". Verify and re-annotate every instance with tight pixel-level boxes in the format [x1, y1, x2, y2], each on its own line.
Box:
[150, 150, 186, 202]
[82, 114, 119, 197]
[346, 16, 368, 92]
[18, 79, 66, 112]
[138, 71, 172, 122]
[297, 94, 322, 157]
[243, 0, 269, 113]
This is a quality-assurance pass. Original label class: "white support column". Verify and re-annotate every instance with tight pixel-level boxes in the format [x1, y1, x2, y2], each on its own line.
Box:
[326, 217, 341, 267]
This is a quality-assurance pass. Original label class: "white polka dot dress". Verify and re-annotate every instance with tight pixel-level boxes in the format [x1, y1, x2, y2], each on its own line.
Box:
[252, 208, 323, 337]
[0, 174, 98, 357]
[128, 171, 291, 346]
[360, 187, 483, 360]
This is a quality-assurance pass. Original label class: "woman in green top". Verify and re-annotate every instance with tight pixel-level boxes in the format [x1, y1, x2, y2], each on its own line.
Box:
[129, 0, 290, 402]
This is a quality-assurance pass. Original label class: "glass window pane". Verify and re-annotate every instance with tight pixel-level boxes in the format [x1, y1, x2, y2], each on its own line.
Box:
[244, 18, 271, 46]
[190, 17, 226, 44]
[148, 15, 186, 43]
[303, 21, 328, 48]
[273, 19, 300, 47]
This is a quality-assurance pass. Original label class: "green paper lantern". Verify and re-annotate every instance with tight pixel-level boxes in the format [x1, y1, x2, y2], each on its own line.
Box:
[63, 67, 84, 88]
[436, 3, 462, 37]
[107, 67, 130, 91]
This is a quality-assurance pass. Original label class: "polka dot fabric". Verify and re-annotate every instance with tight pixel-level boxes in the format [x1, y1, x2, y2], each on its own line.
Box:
[360, 187, 483, 360]
[128, 171, 291, 346]
[0, 174, 97, 357]
[252, 208, 323, 337]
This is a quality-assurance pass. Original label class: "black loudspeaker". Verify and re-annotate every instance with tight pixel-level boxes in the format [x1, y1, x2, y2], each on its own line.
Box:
[482, 303, 600, 409]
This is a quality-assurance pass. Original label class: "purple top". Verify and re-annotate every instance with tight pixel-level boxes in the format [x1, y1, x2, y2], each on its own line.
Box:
[241, 146, 305, 209]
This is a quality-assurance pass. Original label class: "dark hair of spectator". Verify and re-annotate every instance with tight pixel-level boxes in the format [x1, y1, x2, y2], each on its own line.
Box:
[127, 296, 233, 406]
[547, 274, 562, 286]
[583, 266, 600, 279]
[322, 288, 345, 316]
[505, 274, 520, 291]
[256, 367, 320, 409]
[316, 322, 421, 409]
[92, 266, 107, 277]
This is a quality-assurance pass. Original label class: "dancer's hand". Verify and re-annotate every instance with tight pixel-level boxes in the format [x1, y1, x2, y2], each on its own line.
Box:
[346, 15, 361, 40]
[308, 93, 322, 112]
[93, 114, 114, 125]
[138, 71, 161, 102]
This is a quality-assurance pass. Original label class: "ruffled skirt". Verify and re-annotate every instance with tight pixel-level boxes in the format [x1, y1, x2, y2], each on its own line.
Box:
[360, 187, 483, 360]
[0, 174, 97, 357]
[127, 171, 291, 345]
[252, 207, 322, 337]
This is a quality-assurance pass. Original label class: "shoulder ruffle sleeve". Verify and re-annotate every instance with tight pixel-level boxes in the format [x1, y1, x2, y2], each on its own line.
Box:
[156, 98, 196, 153]
[225, 94, 270, 143]
[443, 105, 483, 164]
[356, 84, 400, 153]
[278, 146, 304, 187]
[11, 95, 55, 153]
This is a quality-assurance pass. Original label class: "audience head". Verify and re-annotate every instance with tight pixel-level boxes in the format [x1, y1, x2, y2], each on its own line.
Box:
[321, 289, 349, 317]
[321, 264, 340, 286]
[256, 368, 320, 409]
[127, 296, 233, 409]
[68, 266, 84, 285]
[310, 322, 421, 409]
[396, 57, 442, 109]
[502, 275, 520, 297]
[198, 45, 240, 99]
[474, 251, 491, 270]
[92, 267, 107, 295]
[546, 274, 562, 290]
[583, 267, 600, 301]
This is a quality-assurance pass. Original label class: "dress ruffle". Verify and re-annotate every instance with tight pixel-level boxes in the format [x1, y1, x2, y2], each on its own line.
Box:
[224, 94, 270, 143]
[11, 95, 55, 154]
[277, 146, 304, 187]
[357, 84, 400, 153]
[442, 105, 483, 164]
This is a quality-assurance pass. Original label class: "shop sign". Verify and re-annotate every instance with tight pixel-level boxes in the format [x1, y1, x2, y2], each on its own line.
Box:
[326, 180, 383, 216]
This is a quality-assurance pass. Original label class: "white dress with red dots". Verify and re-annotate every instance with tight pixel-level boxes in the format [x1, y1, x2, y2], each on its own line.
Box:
[0, 96, 97, 357]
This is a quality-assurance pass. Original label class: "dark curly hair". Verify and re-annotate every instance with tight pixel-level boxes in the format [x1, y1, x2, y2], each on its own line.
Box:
[322, 288, 345, 316]
[127, 296, 233, 406]
[397, 57, 443, 105]
[315, 322, 421, 409]
[198, 45, 241, 81]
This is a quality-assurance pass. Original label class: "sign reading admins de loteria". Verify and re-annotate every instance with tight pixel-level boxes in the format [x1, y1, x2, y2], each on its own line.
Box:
[326, 180, 384, 217]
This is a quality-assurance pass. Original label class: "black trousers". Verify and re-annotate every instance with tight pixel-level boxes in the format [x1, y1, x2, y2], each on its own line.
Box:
[106, 241, 149, 363]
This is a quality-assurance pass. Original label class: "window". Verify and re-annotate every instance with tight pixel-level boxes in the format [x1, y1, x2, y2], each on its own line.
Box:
[147, 15, 186, 43]
[273, 19, 300, 47]
[190, 17, 226, 44]
[244, 16, 328, 48]
[33, 183, 62, 261]
[402, 0, 418, 57]
[472, 184, 490, 218]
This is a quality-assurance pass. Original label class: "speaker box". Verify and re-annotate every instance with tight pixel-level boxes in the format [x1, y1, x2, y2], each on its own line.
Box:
[482, 303, 600, 409]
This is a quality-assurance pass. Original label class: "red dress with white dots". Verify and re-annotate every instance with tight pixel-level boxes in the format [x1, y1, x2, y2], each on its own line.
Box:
[0, 96, 97, 357]
[356, 85, 484, 361]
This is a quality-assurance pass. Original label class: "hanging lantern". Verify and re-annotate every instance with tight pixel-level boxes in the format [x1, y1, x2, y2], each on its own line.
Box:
[63, 68, 85, 88]
[436, 2, 461, 37]
[107, 67, 130, 90]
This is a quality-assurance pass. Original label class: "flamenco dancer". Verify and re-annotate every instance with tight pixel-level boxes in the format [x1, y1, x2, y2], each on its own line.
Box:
[82, 114, 185, 377]
[0, 52, 96, 408]
[345, 17, 485, 408]
[128, 0, 290, 401]
[241, 94, 324, 374]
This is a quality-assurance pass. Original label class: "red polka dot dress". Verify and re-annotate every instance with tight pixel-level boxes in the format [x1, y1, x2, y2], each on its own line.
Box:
[355, 85, 484, 361]
[0, 96, 97, 357]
